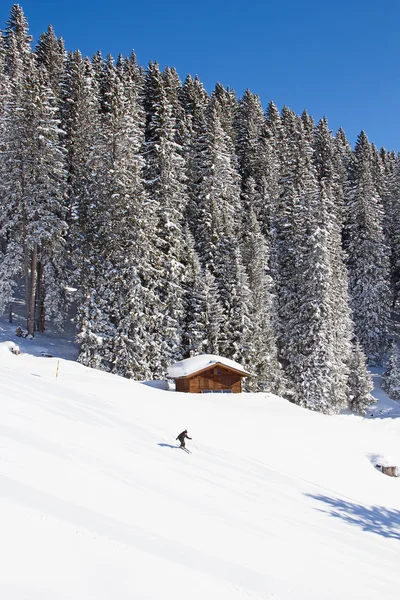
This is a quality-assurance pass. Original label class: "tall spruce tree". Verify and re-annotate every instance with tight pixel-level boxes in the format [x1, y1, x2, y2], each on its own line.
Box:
[35, 24, 66, 99]
[344, 132, 391, 365]
[75, 55, 150, 378]
[273, 108, 349, 412]
[242, 204, 281, 392]
[382, 341, 400, 400]
[347, 341, 374, 414]
[235, 90, 278, 236]
[142, 61, 187, 375]
[0, 55, 67, 334]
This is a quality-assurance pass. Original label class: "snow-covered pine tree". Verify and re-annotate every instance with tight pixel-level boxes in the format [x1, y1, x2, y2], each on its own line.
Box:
[180, 74, 209, 129]
[300, 109, 315, 143]
[180, 227, 227, 358]
[0, 34, 8, 118]
[0, 54, 67, 334]
[241, 204, 282, 393]
[272, 107, 346, 412]
[162, 66, 188, 146]
[235, 90, 266, 183]
[312, 117, 356, 409]
[264, 100, 284, 243]
[382, 340, 400, 400]
[332, 127, 352, 231]
[62, 51, 110, 367]
[180, 78, 210, 243]
[344, 131, 391, 365]
[75, 55, 150, 378]
[201, 268, 226, 355]
[181, 228, 208, 357]
[347, 341, 374, 414]
[265, 100, 284, 147]
[211, 82, 237, 145]
[2, 4, 32, 79]
[214, 239, 251, 362]
[194, 102, 242, 269]
[35, 24, 66, 99]
[384, 155, 400, 310]
[234, 90, 279, 236]
[142, 61, 188, 375]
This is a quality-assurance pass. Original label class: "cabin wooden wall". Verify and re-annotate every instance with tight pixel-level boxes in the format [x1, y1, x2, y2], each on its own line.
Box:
[187, 366, 242, 393]
[176, 378, 189, 393]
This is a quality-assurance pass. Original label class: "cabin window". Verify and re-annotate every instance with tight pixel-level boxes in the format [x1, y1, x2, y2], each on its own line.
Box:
[201, 390, 233, 394]
[209, 369, 214, 374]
[216, 368, 221, 374]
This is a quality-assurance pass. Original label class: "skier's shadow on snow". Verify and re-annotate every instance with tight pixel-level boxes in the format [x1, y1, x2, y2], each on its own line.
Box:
[158, 443, 179, 449]
[307, 493, 400, 540]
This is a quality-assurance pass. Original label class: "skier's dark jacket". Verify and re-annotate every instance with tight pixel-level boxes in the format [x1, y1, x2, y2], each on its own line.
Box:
[176, 430, 192, 446]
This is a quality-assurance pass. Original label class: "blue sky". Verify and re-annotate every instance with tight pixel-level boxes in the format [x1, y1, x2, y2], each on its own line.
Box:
[3, 1, 399, 151]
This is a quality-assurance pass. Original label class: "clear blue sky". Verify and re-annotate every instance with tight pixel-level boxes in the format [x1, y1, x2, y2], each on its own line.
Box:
[3, 1, 400, 151]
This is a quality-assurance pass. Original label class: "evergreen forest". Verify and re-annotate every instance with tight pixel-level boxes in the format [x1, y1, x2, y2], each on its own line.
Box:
[1, 5, 399, 414]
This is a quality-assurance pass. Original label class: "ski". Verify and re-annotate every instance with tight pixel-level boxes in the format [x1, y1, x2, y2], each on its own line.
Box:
[180, 447, 191, 453]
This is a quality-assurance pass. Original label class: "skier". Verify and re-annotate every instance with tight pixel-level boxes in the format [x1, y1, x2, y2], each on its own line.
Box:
[176, 430, 192, 449]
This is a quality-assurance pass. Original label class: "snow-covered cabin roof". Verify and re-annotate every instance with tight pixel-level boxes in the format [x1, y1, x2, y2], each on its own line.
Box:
[167, 354, 250, 379]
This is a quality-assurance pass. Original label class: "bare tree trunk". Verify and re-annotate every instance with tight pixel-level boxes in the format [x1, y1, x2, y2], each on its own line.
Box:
[36, 256, 45, 333]
[24, 244, 30, 328]
[26, 243, 38, 336]
[9, 302, 13, 323]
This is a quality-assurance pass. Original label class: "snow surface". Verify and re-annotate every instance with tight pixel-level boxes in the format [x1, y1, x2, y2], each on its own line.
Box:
[1, 321, 400, 599]
[167, 354, 249, 378]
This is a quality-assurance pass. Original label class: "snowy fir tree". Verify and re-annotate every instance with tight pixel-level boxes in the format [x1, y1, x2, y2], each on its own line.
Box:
[382, 153, 400, 310]
[344, 132, 391, 365]
[347, 341, 374, 415]
[241, 204, 281, 393]
[381, 340, 400, 400]
[142, 61, 187, 376]
[0, 5, 397, 413]
[35, 24, 66, 99]
[0, 42, 67, 334]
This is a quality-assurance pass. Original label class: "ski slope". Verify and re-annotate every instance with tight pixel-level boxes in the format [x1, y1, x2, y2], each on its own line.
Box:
[0, 330, 400, 599]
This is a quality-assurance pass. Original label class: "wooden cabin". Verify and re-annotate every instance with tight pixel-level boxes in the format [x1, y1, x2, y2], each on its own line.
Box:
[167, 355, 250, 394]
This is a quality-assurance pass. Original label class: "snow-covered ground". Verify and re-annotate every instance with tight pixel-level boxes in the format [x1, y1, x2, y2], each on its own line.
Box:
[0, 315, 400, 600]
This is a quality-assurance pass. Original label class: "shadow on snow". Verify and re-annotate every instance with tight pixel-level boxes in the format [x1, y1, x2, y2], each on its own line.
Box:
[306, 493, 400, 540]
[158, 443, 179, 449]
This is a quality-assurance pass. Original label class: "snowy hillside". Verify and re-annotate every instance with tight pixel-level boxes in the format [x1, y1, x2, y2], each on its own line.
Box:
[1, 330, 400, 599]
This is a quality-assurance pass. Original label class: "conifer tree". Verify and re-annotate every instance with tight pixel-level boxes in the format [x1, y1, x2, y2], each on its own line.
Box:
[273, 108, 348, 412]
[3, 4, 32, 79]
[0, 35, 8, 117]
[0, 55, 67, 334]
[382, 341, 400, 400]
[181, 77, 210, 239]
[180, 228, 226, 357]
[35, 25, 66, 98]
[193, 103, 242, 268]
[235, 90, 266, 182]
[142, 61, 187, 375]
[75, 55, 149, 378]
[211, 82, 237, 145]
[201, 268, 226, 355]
[378, 148, 400, 310]
[313, 118, 356, 406]
[242, 206, 281, 392]
[347, 341, 374, 414]
[235, 91, 278, 235]
[344, 132, 391, 365]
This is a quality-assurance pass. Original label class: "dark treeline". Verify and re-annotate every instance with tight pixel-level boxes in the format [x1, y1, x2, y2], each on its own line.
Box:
[1, 5, 399, 413]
